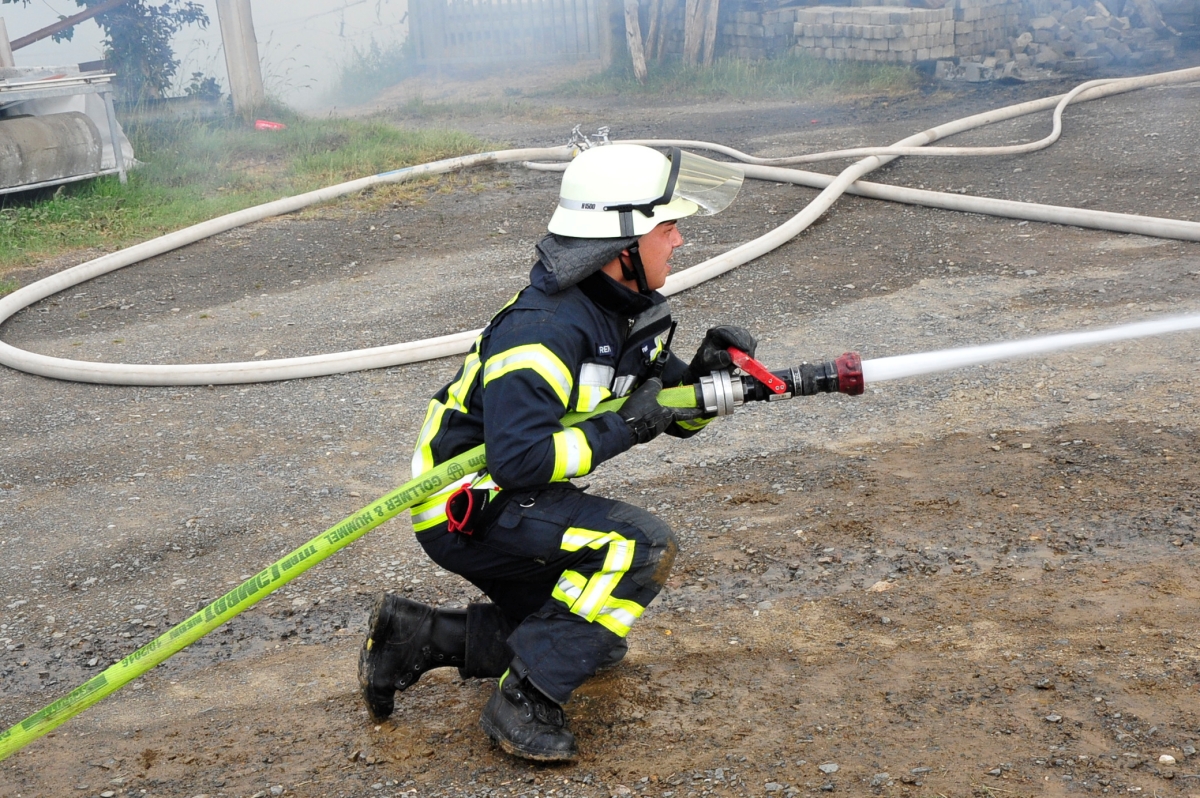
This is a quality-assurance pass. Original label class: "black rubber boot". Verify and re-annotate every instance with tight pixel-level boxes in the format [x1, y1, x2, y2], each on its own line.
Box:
[358, 594, 466, 722]
[479, 659, 578, 762]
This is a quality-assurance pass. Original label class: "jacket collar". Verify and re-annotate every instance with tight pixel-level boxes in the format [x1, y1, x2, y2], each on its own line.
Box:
[578, 269, 660, 317]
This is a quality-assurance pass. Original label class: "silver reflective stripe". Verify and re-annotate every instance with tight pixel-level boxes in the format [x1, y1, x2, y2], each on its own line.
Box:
[612, 374, 637, 398]
[556, 575, 583, 604]
[599, 604, 639, 629]
[579, 362, 615, 389]
[411, 503, 449, 525]
[576, 539, 632, 617]
[563, 430, 584, 478]
[558, 195, 661, 211]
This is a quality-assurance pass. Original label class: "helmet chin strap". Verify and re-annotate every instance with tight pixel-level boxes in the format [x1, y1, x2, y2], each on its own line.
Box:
[620, 243, 651, 295]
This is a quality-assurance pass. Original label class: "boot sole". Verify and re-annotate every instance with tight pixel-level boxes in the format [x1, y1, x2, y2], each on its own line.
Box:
[479, 716, 578, 762]
[359, 593, 396, 722]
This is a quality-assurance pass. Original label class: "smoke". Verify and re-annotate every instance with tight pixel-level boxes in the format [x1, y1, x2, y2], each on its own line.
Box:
[2, 0, 409, 108]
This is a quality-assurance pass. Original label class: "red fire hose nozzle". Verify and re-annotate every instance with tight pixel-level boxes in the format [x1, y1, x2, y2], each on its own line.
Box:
[835, 352, 864, 395]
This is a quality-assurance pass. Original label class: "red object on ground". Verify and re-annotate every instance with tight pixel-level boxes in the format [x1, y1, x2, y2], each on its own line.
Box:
[727, 347, 788, 394]
[254, 119, 287, 131]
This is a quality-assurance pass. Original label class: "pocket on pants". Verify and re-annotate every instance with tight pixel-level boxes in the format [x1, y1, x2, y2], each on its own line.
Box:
[483, 487, 582, 561]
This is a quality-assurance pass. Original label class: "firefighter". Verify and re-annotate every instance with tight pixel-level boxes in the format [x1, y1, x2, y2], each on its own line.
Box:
[359, 143, 754, 762]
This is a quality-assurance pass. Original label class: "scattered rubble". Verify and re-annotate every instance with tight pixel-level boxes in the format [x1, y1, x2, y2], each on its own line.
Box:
[937, 0, 1178, 82]
[723, 0, 1180, 81]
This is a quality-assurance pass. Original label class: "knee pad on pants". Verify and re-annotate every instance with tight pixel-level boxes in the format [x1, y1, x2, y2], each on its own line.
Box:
[605, 502, 678, 591]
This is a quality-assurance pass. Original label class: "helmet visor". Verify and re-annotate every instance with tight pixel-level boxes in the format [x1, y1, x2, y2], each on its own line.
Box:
[671, 150, 744, 216]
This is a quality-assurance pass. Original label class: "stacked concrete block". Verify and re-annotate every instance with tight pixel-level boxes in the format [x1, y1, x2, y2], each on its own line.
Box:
[721, 6, 808, 60]
[791, 5, 956, 62]
[953, 0, 1022, 56]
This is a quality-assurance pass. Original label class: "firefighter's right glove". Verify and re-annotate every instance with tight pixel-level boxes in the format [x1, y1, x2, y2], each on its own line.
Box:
[620, 377, 699, 445]
[689, 325, 757, 377]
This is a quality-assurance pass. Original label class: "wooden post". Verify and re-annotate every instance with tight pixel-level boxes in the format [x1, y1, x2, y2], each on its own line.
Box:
[644, 0, 661, 59]
[683, 0, 703, 65]
[215, 0, 265, 116]
[624, 0, 647, 83]
[597, 0, 614, 70]
[654, 0, 676, 60]
[701, 0, 719, 65]
[0, 17, 16, 68]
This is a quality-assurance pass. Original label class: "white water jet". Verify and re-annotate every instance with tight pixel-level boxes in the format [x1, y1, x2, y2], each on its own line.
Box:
[860, 314, 1200, 384]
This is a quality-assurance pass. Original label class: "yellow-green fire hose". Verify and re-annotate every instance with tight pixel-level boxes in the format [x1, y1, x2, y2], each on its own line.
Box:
[0, 386, 699, 761]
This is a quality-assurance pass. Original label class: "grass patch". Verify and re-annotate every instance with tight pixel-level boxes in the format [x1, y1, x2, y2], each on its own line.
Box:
[0, 276, 17, 297]
[551, 52, 920, 100]
[0, 114, 487, 274]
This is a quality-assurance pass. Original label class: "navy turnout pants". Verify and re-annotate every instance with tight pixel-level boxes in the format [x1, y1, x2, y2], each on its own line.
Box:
[416, 484, 677, 704]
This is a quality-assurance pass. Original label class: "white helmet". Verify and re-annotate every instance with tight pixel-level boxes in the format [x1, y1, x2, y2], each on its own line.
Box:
[548, 144, 744, 239]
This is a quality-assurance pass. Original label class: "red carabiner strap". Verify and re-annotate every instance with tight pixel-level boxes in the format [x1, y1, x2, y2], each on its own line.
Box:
[445, 484, 477, 535]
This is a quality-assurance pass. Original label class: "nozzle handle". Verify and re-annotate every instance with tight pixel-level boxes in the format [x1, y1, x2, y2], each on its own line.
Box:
[727, 346, 788, 394]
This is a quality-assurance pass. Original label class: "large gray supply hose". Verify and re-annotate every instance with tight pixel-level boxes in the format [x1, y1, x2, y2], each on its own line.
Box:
[522, 160, 1200, 242]
[637, 65, 1200, 295]
[0, 148, 572, 385]
[621, 65, 1200, 165]
[2, 68, 1199, 385]
[739, 164, 1200, 242]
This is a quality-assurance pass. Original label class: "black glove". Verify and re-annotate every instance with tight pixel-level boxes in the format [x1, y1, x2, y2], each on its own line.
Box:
[688, 325, 758, 377]
[619, 377, 701, 445]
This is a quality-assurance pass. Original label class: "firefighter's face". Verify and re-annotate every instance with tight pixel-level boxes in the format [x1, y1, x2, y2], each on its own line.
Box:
[634, 221, 683, 291]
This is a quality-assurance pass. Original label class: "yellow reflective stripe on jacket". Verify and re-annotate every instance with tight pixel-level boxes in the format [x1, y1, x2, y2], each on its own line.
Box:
[408, 472, 496, 532]
[575, 384, 612, 412]
[551, 427, 593, 481]
[410, 493, 450, 531]
[412, 344, 483, 477]
[558, 527, 636, 623]
[482, 344, 573, 407]
[575, 363, 615, 412]
[649, 335, 665, 362]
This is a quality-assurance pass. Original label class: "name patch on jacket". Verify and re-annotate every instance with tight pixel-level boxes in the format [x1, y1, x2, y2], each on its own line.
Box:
[597, 344, 613, 356]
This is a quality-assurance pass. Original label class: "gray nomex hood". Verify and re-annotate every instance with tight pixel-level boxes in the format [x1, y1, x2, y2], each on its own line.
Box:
[531, 233, 639, 295]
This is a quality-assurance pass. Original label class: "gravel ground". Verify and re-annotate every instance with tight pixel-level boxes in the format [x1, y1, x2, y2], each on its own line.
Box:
[2, 54, 1200, 798]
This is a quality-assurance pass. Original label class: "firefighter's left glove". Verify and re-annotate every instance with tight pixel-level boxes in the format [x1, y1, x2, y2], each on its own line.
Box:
[620, 377, 701, 445]
[689, 325, 757, 377]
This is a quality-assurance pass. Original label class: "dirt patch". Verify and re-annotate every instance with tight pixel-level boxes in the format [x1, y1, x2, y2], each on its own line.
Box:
[3, 53, 1200, 797]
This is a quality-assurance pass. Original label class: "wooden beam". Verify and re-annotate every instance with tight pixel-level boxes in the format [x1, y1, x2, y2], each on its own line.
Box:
[9, 0, 132, 51]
